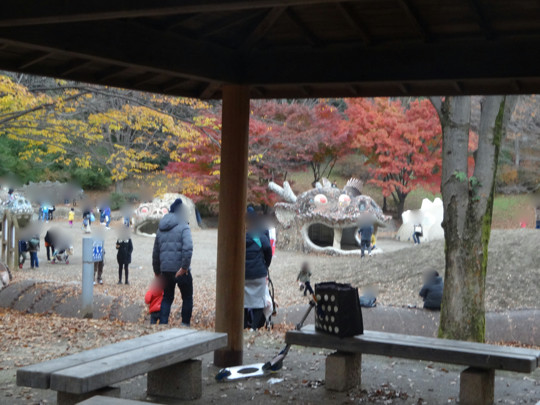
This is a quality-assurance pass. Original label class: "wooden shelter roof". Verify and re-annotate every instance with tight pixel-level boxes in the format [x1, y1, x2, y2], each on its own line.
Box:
[0, 0, 539, 99]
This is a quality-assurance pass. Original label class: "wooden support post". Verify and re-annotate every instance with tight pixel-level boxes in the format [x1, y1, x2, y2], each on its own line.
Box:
[214, 85, 250, 368]
[459, 367, 495, 405]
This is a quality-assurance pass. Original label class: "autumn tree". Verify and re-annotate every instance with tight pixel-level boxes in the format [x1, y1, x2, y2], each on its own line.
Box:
[430, 95, 517, 342]
[0, 72, 210, 190]
[346, 98, 442, 217]
[166, 100, 351, 209]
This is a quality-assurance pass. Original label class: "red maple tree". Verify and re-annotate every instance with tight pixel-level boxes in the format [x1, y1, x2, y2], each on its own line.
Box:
[166, 100, 351, 210]
[345, 98, 442, 216]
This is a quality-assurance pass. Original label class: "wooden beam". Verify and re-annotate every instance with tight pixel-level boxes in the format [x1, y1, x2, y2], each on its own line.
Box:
[240, 7, 287, 51]
[95, 66, 130, 82]
[17, 50, 51, 69]
[200, 11, 263, 39]
[465, 0, 494, 39]
[0, 0, 350, 27]
[285, 8, 321, 47]
[335, 3, 371, 45]
[244, 38, 540, 87]
[396, 0, 430, 41]
[58, 59, 93, 76]
[214, 85, 250, 368]
[131, 72, 160, 87]
[199, 82, 221, 99]
[0, 20, 239, 83]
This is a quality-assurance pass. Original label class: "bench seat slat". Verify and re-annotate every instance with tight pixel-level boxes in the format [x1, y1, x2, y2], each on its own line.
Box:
[286, 327, 539, 373]
[50, 331, 227, 394]
[17, 329, 194, 389]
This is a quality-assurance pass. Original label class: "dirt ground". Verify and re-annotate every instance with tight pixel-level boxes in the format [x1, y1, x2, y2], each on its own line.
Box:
[11, 220, 540, 317]
[2, 219, 540, 404]
[1, 308, 539, 405]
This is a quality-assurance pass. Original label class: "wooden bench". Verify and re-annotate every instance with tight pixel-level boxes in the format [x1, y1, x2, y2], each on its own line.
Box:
[286, 326, 540, 405]
[17, 328, 227, 405]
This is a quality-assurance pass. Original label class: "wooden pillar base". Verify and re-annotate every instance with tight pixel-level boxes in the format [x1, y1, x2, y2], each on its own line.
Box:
[459, 367, 495, 405]
[214, 348, 243, 368]
[57, 386, 120, 405]
[325, 352, 362, 391]
[147, 359, 202, 400]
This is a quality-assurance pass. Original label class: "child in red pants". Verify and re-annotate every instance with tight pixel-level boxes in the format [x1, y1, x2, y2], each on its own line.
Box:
[145, 277, 164, 324]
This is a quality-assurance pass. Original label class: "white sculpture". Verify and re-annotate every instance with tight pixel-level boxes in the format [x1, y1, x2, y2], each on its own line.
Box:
[396, 198, 444, 243]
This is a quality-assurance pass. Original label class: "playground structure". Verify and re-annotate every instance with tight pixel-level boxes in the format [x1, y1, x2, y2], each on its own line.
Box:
[0, 192, 34, 272]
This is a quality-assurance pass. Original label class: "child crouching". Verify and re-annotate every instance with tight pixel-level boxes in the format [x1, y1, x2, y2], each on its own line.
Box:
[145, 276, 164, 324]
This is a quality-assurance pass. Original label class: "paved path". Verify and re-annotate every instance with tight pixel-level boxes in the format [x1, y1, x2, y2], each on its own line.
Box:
[1, 280, 538, 345]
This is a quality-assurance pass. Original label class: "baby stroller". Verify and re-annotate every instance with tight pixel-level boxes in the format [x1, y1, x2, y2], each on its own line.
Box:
[52, 245, 73, 264]
[264, 276, 277, 330]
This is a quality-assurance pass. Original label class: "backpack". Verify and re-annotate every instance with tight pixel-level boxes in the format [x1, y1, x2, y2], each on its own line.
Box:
[29, 238, 39, 249]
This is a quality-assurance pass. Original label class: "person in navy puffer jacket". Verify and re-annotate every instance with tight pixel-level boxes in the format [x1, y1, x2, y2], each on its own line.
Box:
[244, 210, 272, 330]
[152, 198, 193, 326]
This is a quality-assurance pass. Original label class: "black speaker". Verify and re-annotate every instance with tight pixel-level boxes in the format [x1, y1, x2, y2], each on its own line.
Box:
[314, 282, 364, 338]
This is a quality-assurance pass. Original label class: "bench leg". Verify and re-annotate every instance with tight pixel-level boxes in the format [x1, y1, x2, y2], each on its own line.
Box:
[459, 367, 495, 405]
[147, 359, 202, 400]
[57, 386, 120, 405]
[325, 352, 362, 391]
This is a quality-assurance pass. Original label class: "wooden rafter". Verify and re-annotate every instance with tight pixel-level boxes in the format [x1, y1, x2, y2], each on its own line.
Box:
[17, 50, 51, 69]
[285, 8, 320, 46]
[465, 0, 494, 39]
[396, 0, 430, 41]
[0, 20, 239, 83]
[240, 7, 287, 51]
[335, 3, 370, 45]
[0, 0, 349, 27]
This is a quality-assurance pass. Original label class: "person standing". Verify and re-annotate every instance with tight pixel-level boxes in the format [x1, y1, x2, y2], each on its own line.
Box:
[116, 235, 133, 285]
[413, 223, 423, 245]
[44, 229, 56, 262]
[68, 208, 75, 227]
[28, 234, 40, 269]
[244, 212, 272, 330]
[358, 223, 374, 258]
[152, 198, 193, 326]
[103, 205, 111, 229]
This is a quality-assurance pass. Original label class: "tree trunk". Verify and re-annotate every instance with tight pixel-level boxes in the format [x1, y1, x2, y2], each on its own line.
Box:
[433, 96, 517, 342]
[115, 180, 124, 193]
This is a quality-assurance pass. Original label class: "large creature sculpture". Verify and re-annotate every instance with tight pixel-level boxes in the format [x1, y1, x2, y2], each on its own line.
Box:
[133, 193, 199, 236]
[269, 178, 391, 255]
[0, 189, 33, 227]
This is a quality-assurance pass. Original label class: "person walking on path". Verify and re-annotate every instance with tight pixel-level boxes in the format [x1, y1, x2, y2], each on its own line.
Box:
[413, 223, 423, 245]
[358, 223, 374, 258]
[116, 234, 133, 285]
[297, 262, 314, 296]
[68, 208, 75, 227]
[244, 211, 273, 330]
[18, 239, 28, 269]
[145, 277, 164, 324]
[419, 270, 444, 310]
[28, 234, 40, 269]
[94, 240, 105, 285]
[152, 198, 193, 326]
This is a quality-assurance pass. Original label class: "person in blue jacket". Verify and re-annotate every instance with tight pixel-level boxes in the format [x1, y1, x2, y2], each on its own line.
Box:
[244, 209, 273, 330]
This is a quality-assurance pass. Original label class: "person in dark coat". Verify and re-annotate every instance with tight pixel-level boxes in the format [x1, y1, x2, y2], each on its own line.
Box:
[116, 234, 133, 285]
[152, 198, 193, 326]
[358, 223, 374, 258]
[419, 270, 444, 310]
[244, 211, 272, 330]
[44, 229, 56, 262]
